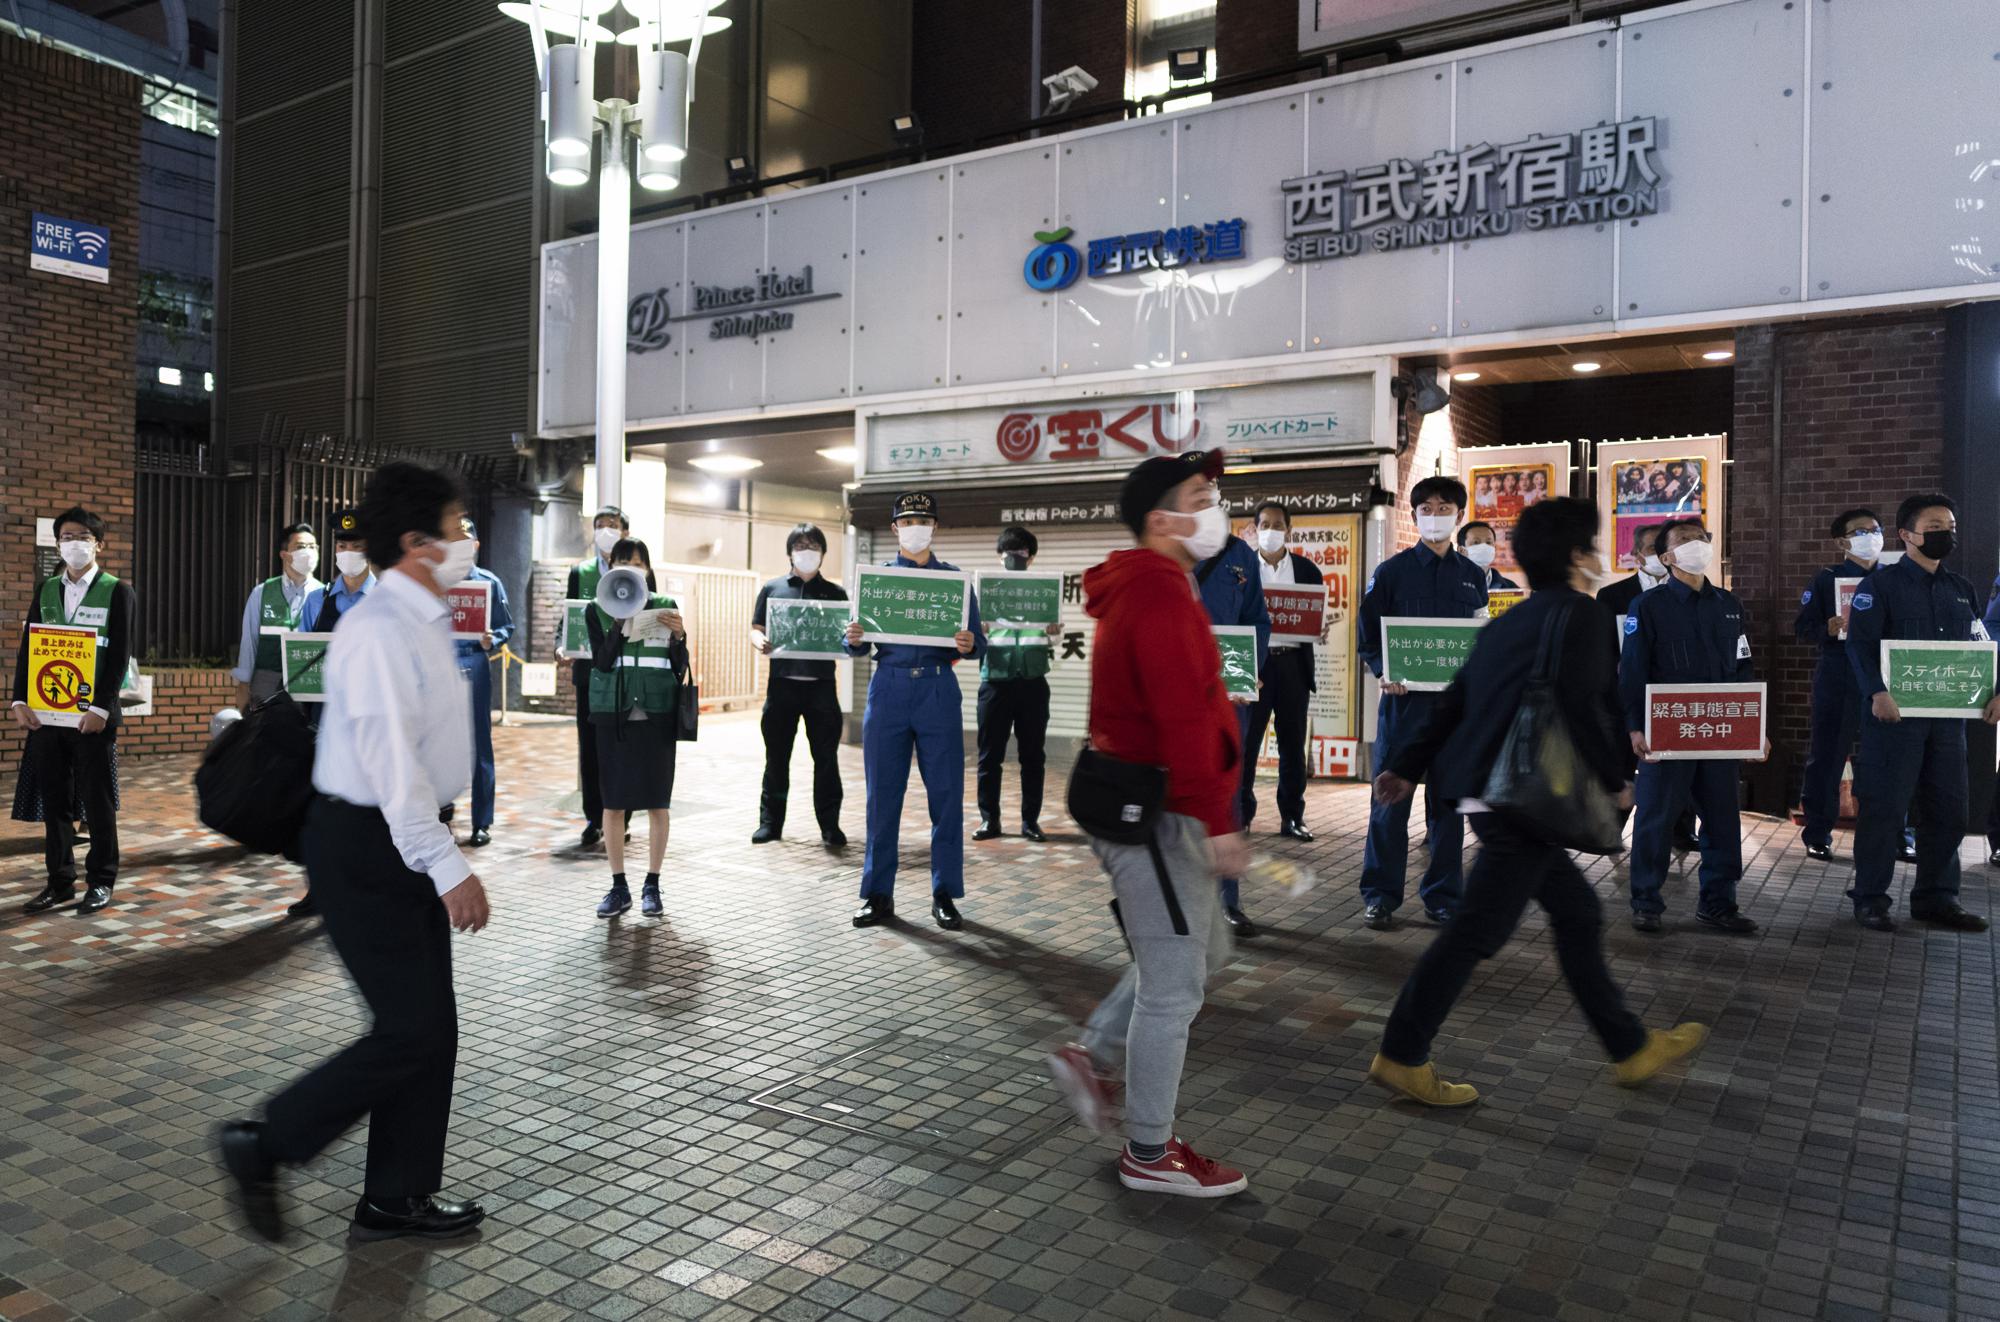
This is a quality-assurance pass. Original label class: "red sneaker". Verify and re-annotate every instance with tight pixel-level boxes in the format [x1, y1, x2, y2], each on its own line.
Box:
[1048, 1044, 1116, 1132]
[1117, 1138, 1248, 1197]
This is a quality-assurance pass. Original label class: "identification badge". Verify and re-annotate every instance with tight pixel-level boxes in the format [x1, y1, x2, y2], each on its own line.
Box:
[70, 606, 107, 627]
[1736, 634, 1752, 660]
[1975, 621, 1993, 643]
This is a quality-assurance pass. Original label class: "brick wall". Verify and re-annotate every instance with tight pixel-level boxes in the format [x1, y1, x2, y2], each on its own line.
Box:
[1216, 0, 1299, 76]
[1728, 314, 1948, 812]
[0, 33, 142, 777]
[120, 667, 236, 760]
[1391, 403, 1461, 552]
[1490, 367, 1734, 448]
[911, 1, 1035, 146]
[1049, 0, 1132, 115]
[526, 559, 577, 717]
[1445, 383, 1503, 451]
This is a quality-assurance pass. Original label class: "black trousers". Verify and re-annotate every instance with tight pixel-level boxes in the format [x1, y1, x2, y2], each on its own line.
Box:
[264, 798, 458, 1201]
[976, 677, 1050, 826]
[758, 678, 844, 833]
[1381, 813, 1646, 1066]
[1241, 647, 1312, 827]
[574, 676, 602, 827]
[35, 727, 119, 890]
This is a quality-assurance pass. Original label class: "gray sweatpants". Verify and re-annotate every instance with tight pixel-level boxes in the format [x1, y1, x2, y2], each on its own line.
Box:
[1079, 812, 1234, 1146]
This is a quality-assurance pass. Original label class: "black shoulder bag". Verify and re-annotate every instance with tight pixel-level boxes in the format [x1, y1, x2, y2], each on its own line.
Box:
[1479, 602, 1629, 855]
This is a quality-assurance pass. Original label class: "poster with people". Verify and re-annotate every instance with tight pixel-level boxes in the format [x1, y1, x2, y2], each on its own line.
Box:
[1467, 463, 1555, 574]
[1234, 511, 1360, 779]
[1596, 438, 1726, 577]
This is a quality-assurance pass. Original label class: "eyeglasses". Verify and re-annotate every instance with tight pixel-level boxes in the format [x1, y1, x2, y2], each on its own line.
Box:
[57, 534, 94, 544]
[1846, 526, 1883, 537]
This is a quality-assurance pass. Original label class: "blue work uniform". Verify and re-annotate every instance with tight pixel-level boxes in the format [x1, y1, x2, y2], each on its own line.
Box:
[1480, 566, 1519, 591]
[1845, 556, 1987, 917]
[1619, 575, 1753, 917]
[1196, 536, 1270, 910]
[845, 555, 986, 900]
[453, 566, 515, 831]
[1795, 559, 1911, 851]
[300, 573, 375, 729]
[1358, 542, 1488, 913]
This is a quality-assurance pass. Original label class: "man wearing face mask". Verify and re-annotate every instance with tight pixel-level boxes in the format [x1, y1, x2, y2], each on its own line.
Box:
[1843, 494, 1996, 932]
[842, 492, 986, 930]
[448, 520, 513, 850]
[974, 526, 1064, 843]
[1192, 489, 1270, 937]
[221, 462, 492, 1245]
[1455, 521, 1517, 591]
[1620, 519, 1761, 936]
[1356, 476, 1488, 931]
[304, 511, 376, 634]
[232, 523, 323, 712]
[1596, 523, 1666, 621]
[1240, 502, 1324, 850]
[559, 506, 629, 849]
[749, 523, 849, 850]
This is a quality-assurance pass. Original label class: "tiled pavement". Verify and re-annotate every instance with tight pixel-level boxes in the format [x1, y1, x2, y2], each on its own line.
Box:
[2, 713, 1999, 1322]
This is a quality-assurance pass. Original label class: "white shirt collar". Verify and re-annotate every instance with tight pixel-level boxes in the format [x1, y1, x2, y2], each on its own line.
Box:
[380, 566, 447, 621]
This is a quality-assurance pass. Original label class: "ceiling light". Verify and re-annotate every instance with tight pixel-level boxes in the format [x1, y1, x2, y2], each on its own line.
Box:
[1451, 370, 1482, 382]
[1571, 360, 1602, 373]
[816, 446, 858, 464]
[156, 366, 182, 386]
[1702, 349, 1735, 361]
[688, 454, 763, 475]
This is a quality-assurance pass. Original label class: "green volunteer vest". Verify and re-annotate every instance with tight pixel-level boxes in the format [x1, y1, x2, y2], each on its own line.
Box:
[588, 593, 682, 717]
[252, 575, 316, 673]
[576, 556, 605, 601]
[981, 626, 1052, 682]
[39, 570, 120, 643]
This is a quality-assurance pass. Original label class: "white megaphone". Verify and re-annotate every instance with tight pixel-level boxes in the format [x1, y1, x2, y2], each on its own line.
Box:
[595, 565, 650, 619]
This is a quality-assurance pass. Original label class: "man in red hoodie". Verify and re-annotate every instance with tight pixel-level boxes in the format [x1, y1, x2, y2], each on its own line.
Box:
[1046, 449, 1251, 1197]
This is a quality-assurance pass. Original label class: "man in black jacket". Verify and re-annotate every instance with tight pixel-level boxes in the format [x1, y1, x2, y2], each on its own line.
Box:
[1240, 501, 1324, 845]
[1366, 498, 1707, 1106]
[13, 506, 139, 917]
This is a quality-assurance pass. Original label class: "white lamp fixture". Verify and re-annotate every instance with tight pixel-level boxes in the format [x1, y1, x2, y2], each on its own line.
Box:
[1702, 349, 1735, 361]
[1571, 360, 1603, 373]
[638, 49, 689, 163]
[688, 454, 764, 475]
[1451, 370, 1481, 382]
[157, 365, 182, 386]
[816, 445, 858, 464]
[545, 42, 594, 158]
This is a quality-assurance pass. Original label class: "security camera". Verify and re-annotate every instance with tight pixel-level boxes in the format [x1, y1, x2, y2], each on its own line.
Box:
[1043, 65, 1099, 113]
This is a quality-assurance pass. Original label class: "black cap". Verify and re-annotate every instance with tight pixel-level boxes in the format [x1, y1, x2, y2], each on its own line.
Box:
[892, 491, 938, 521]
[331, 509, 363, 542]
[1119, 449, 1223, 537]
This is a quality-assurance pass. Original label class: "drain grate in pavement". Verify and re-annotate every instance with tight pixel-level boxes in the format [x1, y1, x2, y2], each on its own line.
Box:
[749, 1025, 1078, 1166]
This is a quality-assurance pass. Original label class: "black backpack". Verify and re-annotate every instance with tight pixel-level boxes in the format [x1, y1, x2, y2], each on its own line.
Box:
[195, 691, 317, 861]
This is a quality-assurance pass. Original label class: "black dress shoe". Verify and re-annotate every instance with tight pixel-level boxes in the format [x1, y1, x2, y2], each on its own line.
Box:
[1363, 904, 1392, 931]
[932, 893, 963, 930]
[751, 823, 780, 844]
[1988, 849, 2000, 868]
[1804, 842, 1834, 861]
[1280, 820, 1314, 843]
[350, 1194, 485, 1242]
[1423, 905, 1454, 925]
[287, 893, 318, 918]
[24, 884, 76, 914]
[972, 820, 1002, 841]
[217, 1121, 285, 1243]
[1695, 907, 1758, 935]
[1898, 845, 1920, 864]
[1913, 902, 1990, 932]
[1632, 912, 1663, 933]
[853, 896, 894, 928]
[581, 824, 603, 848]
[468, 828, 491, 848]
[438, 804, 455, 824]
[75, 885, 113, 916]
[1855, 909, 1897, 932]
[821, 828, 848, 851]
[1021, 823, 1048, 843]
[1224, 906, 1260, 939]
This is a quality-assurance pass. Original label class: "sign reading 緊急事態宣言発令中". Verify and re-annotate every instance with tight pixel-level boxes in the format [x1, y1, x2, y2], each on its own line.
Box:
[1380, 617, 1483, 691]
[1643, 682, 1766, 760]
[763, 598, 850, 661]
[854, 564, 971, 648]
[975, 572, 1061, 641]
[1264, 584, 1326, 645]
[1882, 640, 1998, 719]
[280, 632, 333, 703]
[1214, 625, 1259, 701]
[445, 581, 492, 641]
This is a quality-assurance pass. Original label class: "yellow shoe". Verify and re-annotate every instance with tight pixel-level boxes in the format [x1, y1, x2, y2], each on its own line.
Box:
[1368, 1054, 1479, 1107]
[1613, 1023, 1710, 1087]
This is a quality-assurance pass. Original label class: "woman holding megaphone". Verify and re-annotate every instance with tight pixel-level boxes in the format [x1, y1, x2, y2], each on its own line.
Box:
[585, 539, 688, 918]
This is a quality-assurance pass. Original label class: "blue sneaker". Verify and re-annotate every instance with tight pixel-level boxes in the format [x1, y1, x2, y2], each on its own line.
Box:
[640, 882, 663, 916]
[596, 885, 631, 918]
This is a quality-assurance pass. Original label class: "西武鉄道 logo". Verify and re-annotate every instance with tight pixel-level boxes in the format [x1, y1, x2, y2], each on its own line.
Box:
[1022, 228, 1082, 292]
[628, 288, 673, 353]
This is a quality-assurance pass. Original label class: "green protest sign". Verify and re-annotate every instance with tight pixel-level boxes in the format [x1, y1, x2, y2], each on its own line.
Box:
[765, 597, 849, 661]
[562, 600, 592, 658]
[1380, 616, 1484, 691]
[280, 631, 333, 703]
[1882, 639, 1997, 718]
[855, 564, 970, 648]
[1214, 625, 1259, 701]
[976, 571, 1062, 644]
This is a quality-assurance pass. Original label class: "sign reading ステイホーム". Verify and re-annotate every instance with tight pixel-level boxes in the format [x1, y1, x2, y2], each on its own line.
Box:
[1215, 625, 1259, 701]
[975, 572, 1062, 638]
[763, 598, 850, 661]
[280, 632, 334, 703]
[1380, 617, 1484, 691]
[854, 564, 971, 649]
[1882, 640, 1998, 719]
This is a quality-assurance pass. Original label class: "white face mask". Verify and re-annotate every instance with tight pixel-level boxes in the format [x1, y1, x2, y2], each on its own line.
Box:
[897, 523, 933, 555]
[593, 526, 620, 555]
[1416, 513, 1457, 543]
[1667, 539, 1714, 577]
[1463, 542, 1497, 570]
[59, 541, 94, 569]
[430, 537, 478, 588]
[1846, 531, 1884, 562]
[1256, 528, 1287, 555]
[289, 547, 319, 577]
[791, 548, 823, 576]
[1641, 554, 1666, 579]
[335, 549, 368, 578]
[1172, 504, 1230, 561]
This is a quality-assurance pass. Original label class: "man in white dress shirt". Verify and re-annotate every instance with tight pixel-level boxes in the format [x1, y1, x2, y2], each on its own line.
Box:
[1240, 501, 1325, 847]
[219, 462, 493, 1244]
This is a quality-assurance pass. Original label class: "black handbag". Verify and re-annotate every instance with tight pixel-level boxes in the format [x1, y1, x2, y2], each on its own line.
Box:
[1480, 602, 1629, 855]
[674, 653, 699, 742]
[195, 690, 317, 859]
[1065, 746, 1167, 846]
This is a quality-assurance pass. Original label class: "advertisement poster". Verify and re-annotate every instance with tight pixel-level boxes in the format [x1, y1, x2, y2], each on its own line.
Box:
[1467, 463, 1554, 573]
[1597, 438, 1725, 577]
[1642, 682, 1767, 759]
[1486, 588, 1528, 619]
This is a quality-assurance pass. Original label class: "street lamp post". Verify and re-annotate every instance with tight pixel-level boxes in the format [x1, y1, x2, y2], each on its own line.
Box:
[504, 0, 722, 512]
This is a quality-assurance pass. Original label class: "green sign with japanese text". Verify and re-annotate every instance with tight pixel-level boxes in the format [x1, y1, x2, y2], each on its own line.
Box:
[1882, 640, 1997, 718]
[280, 632, 333, 703]
[562, 600, 592, 658]
[976, 571, 1062, 640]
[765, 597, 849, 661]
[1380, 616, 1484, 691]
[1215, 625, 1259, 700]
[855, 564, 971, 648]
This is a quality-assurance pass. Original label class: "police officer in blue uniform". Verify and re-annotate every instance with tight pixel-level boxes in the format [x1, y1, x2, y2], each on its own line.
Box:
[1456, 520, 1517, 591]
[452, 519, 513, 848]
[303, 510, 375, 634]
[1620, 518, 1761, 935]
[1195, 508, 1271, 937]
[1795, 508, 1914, 862]
[1844, 494, 1995, 932]
[1985, 574, 2000, 866]
[1358, 476, 1488, 930]
[843, 492, 986, 931]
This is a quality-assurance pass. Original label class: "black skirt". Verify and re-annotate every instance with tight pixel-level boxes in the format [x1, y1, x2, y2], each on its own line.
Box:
[595, 714, 677, 810]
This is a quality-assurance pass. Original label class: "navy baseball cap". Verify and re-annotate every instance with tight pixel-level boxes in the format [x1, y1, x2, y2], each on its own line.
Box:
[1119, 449, 1224, 537]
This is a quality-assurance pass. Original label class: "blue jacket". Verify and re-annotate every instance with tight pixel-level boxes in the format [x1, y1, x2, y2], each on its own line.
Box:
[1358, 542, 1489, 679]
[1845, 555, 1986, 698]
[845, 553, 987, 670]
[1793, 558, 1877, 656]
[455, 566, 515, 666]
[303, 572, 375, 634]
[1197, 536, 1271, 671]
[1619, 574, 1754, 731]
[1481, 566, 1519, 592]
